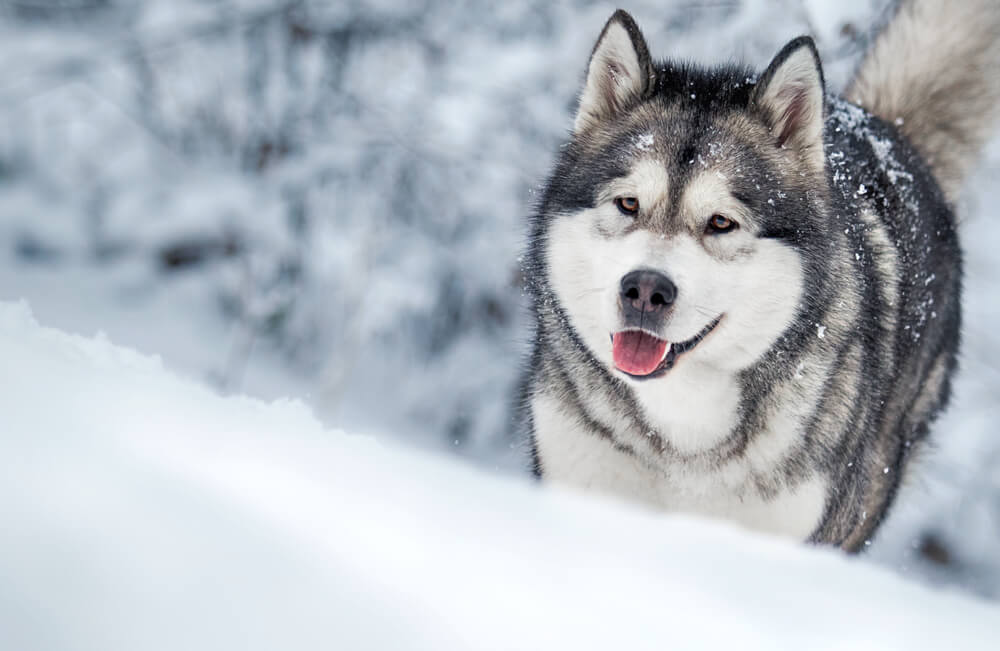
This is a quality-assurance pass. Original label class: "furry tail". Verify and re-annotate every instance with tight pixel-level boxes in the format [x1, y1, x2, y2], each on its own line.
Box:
[846, 0, 1000, 202]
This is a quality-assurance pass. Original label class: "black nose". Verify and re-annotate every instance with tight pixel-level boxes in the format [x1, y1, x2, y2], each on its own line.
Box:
[619, 269, 677, 316]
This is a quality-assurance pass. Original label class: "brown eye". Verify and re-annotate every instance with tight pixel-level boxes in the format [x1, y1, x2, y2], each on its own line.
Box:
[707, 214, 737, 234]
[615, 196, 640, 215]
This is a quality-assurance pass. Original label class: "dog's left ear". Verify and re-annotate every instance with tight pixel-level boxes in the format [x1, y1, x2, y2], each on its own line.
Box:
[574, 10, 655, 134]
[752, 36, 825, 172]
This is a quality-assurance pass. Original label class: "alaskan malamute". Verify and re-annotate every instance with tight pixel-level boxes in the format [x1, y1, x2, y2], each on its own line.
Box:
[522, 0, 1000, 550]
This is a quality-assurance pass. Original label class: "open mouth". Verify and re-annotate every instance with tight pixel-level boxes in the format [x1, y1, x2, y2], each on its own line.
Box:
[611, 316, 722, 380]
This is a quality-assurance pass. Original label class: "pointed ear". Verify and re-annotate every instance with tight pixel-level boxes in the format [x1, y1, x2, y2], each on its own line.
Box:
[752, 36, 825, 171]
[574, 10, 655, 134]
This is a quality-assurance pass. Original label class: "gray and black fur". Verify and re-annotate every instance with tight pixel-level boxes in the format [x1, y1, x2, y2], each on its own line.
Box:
[521, 0, 1000, 551]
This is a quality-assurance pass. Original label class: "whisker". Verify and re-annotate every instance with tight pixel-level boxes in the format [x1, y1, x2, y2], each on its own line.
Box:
[689, 305, 720, 319]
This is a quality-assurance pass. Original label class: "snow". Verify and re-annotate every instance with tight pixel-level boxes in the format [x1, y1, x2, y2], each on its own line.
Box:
[1, 300, 998, 650]
[0, 0, 997, 601]
[634, 132, 655, 152]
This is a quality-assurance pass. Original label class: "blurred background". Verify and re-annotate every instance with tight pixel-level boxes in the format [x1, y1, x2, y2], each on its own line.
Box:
[0, 0, 997, 599]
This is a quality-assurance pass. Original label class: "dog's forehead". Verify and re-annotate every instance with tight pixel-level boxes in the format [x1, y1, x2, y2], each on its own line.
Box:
[628, 104, 754, 172]
[603, 106, 758, 222]
[558, 99, 778, 227]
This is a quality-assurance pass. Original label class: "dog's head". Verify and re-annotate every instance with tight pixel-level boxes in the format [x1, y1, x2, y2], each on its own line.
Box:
[537, 10, 831, 381]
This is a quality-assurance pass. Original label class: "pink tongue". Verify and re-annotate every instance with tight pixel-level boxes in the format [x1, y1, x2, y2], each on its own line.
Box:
[612, 331, 669, 376]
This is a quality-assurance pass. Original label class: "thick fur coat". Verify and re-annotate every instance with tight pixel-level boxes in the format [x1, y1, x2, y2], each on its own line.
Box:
[521, 0, 1000, 550]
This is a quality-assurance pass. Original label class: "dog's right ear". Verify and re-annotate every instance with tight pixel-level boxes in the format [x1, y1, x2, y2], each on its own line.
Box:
[574, 10, 654, 134]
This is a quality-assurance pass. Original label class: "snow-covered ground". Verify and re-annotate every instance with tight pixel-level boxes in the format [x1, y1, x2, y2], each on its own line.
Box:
[0, 0, 997, 602]
[1, 300, 998, 651]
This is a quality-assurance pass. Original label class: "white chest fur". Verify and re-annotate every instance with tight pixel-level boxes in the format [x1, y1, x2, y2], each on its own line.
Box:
[532, 391, 828, 541]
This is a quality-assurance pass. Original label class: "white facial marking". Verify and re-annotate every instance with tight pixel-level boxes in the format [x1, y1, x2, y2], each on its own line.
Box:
[548, 213, 804, 458]
[538, 149, 824, 541]
[683, 170, 754, 231]
[601, 158, 670, 211]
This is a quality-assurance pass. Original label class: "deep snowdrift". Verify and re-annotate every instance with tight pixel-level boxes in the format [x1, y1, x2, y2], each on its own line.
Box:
[2, 0, 998, 593]
[0, 301, 996, 650]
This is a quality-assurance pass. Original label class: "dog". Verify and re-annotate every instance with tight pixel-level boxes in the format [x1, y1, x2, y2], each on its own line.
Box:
[520, 0, 1000, 551]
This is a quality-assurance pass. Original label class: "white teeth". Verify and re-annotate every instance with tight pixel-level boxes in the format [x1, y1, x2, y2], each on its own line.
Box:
[659, 343, 671, 363]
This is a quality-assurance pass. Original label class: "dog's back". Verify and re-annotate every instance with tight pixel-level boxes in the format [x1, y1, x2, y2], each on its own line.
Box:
[817, 0, 1000, 544]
